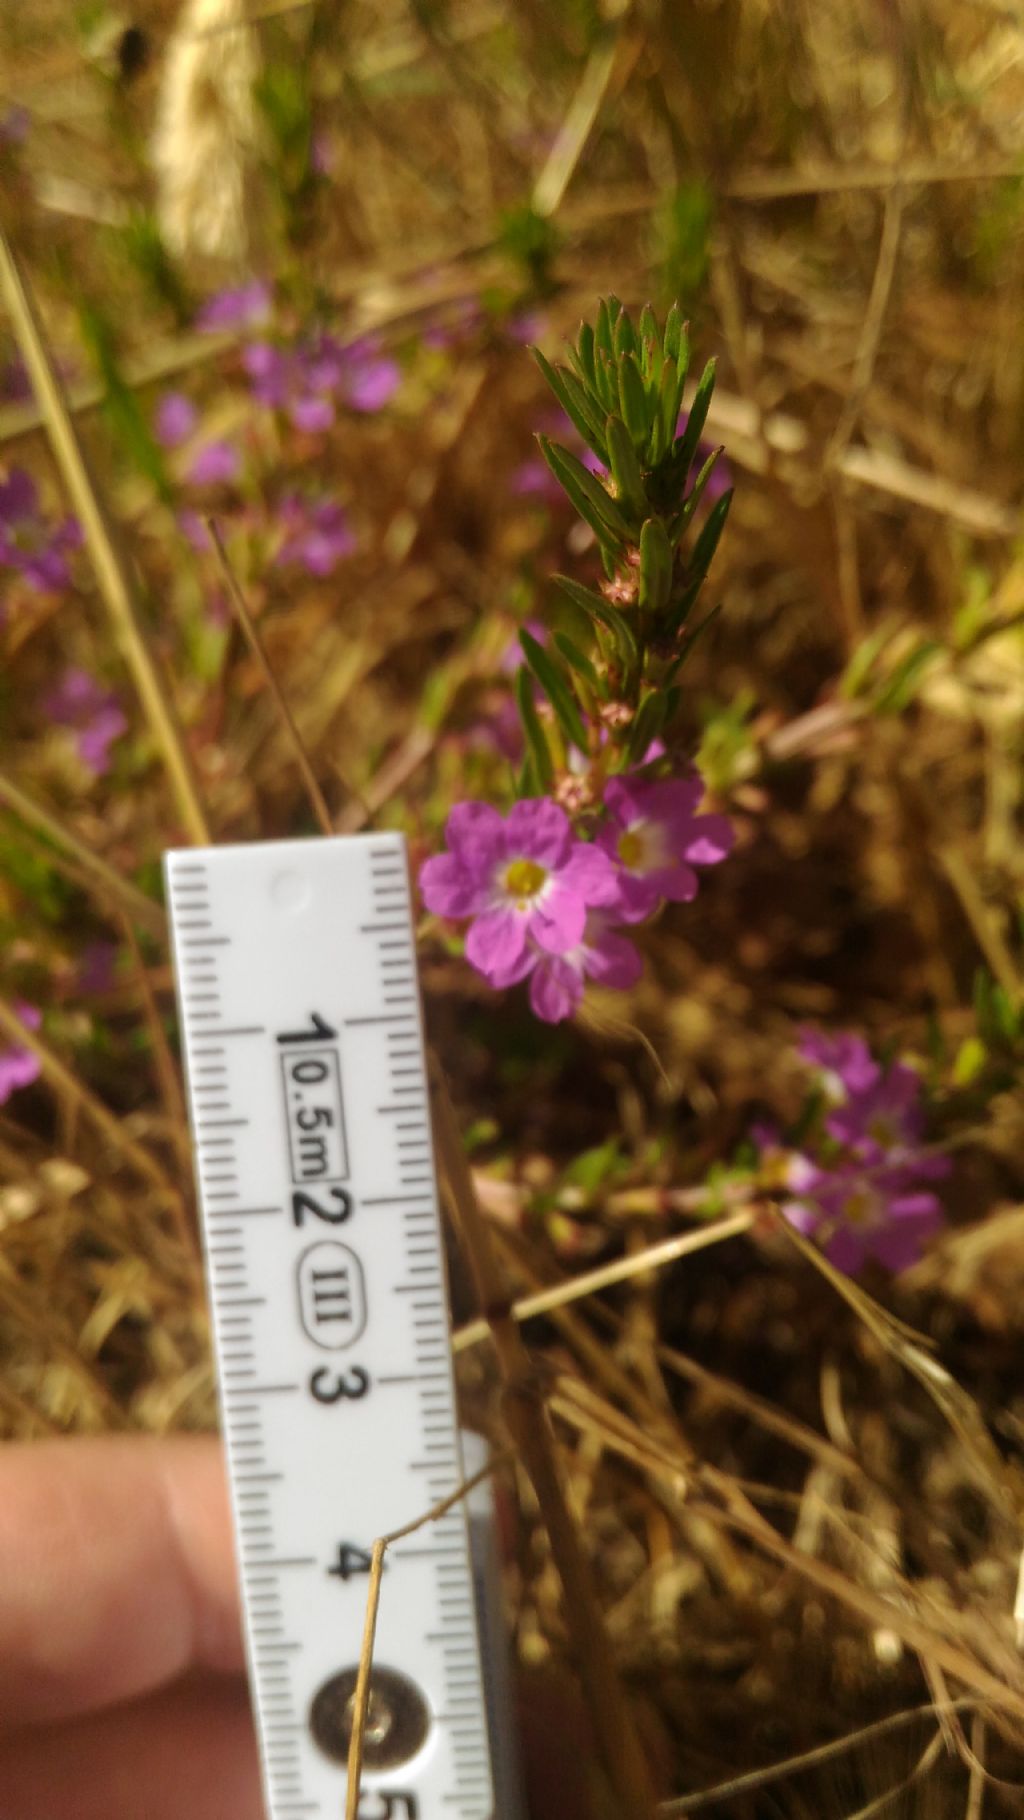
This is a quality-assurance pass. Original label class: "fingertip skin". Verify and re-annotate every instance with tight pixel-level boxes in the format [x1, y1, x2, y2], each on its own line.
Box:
[0, 1678, 264, 1820]
[0, 1434, 244, 1729]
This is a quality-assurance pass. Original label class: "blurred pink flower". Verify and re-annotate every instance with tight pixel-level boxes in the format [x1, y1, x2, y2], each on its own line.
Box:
[0, 1004, 41, 1104]
[275, 496, 356, 577]
[195, 281, 272, 333]
[155, 392, 198, 448]
[43, 668, 127, 776]
[0, 469, 82, 593]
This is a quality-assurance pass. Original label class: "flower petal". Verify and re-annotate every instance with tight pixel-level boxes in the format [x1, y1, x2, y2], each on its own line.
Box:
[529, 884, 586, 954]
[824, 1228, 867, 1276]
[584, 928, 642, 990]
[604, 870, 659, 923]
[557, 841, 618, 905]
[683, 813, 734, 866]
[529, 956, 583, 1023]
[445, 801, 507, 875]
[505, 798, 572, 868]
[465, 907, 527, 981]
[419, 853, 483, 919]
[656, 861, 699, 904]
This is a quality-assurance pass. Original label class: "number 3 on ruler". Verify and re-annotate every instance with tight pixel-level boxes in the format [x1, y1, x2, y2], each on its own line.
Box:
[309, 1364, 370, 1403]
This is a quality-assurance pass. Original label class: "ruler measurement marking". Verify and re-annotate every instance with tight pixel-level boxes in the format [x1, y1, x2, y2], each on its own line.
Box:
[344, 1013, 416, 1027]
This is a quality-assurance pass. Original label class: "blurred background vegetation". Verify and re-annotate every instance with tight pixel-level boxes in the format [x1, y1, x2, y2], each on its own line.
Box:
[3, 0, 1024, 1812]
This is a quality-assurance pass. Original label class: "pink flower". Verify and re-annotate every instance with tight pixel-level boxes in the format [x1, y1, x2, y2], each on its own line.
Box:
[0, 1004, 41, 1104]
[275, 496, 356, 576]
[511, 458, 564, 504]
[799, 1029, 930, 1155]
[343, 337, 400, 413]
[187, 440, 241, 486]
[244, 331, 399, 431]
[43, 668, 127, 776]
[798, 1029, 880, 1100]
[420, 798, 619, 985]
[0, 469, 82, 593]
[784, 1153, 945, 1276]
[598, 772, 733, 922]
[771, 1027, 951, 1275]
[195, 280, 272, 333]
[517, 914, 643, 1024]
[155, 392, 197, 448]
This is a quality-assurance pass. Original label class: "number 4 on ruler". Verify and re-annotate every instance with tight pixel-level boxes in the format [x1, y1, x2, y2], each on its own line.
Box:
[328, 1541, 380, 1581]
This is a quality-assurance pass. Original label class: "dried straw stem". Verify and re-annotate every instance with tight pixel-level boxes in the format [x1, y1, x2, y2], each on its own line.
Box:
[430, 1064, 658, 1820]
[343, 1455, 502, 1820]
[0, 771, 167, 935]
[0, 229, 211, 845]
[0, 996, 176, 1197]
[208, 522, 336, 836]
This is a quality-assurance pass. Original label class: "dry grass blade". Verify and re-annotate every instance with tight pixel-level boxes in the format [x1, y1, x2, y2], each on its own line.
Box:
[452, 1209, 754, 1353]
[659, 1698, 977, 1814]
[0, 995, 175, 1195]
[0, 773, 166, 933]
[343, 1453, 504, 1819]
[208, 518, 367, 832]
[0, 230, 210, 845]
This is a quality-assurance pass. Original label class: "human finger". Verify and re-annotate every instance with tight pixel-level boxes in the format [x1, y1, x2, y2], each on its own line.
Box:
[0, 1434, 243, 1728]
[0, 1674, 263, 1820]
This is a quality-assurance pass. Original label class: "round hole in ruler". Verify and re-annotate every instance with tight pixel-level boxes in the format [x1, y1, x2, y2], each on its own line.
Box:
[271, 869, 311, 912]
[309, 1664, 431, 1770]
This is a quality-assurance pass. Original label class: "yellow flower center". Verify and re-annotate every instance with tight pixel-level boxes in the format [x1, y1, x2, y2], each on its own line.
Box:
[617, 829, 645, 869]
[844, 1188, 875, 1228]
[503, 857, 547, 905]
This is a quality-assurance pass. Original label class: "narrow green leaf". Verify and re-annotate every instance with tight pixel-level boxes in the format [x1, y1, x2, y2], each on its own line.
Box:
[872, 640, 942, 716]
[553, 574, 639, 669]
[613, 306, 638, 360]
[664, 302, 684, 362]
[639, 303, 659, 352]
[537, 437, 632, 543]
[518, 751, 540, 797]
[625, 692, 667, 765]
[604, 415, 646, 520]
[595, 298, 615, 362]
[666, 490, 732, 632]
[667, 446, 724, 543]
[617, 352, 650, 449]
[689, 484, 732, 574]
[575, 320, 596, 385]
[672, 356, 717, 488]
[554, 630, 601, 691]
[649, 357, 679, 467]
[515, 663, 554, 790]
[532, 349, 607, 463]
[666, 603, 722, 679]
[639, 517, 674, 616]
[520, 629, 588, 753]
[593, 348, 618, 414]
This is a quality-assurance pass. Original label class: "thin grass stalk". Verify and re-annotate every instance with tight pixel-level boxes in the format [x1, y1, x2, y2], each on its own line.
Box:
[0, 995, 176, 1195]
[344, 1455, 503, 1818]
[0, 227, 210, 844]
[208, 521, 338, 835]
[0, 772, 167, 934]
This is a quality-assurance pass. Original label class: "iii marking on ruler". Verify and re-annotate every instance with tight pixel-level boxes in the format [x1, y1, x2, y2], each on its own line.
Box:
[166, 835, 494, 1820]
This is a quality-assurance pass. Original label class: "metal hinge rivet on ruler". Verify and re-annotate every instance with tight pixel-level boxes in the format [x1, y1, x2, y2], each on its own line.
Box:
[165, 833, 497, 1820]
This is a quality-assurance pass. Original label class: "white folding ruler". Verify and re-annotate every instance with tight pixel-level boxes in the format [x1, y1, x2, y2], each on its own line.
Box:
[165, 834, 496, 1820]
